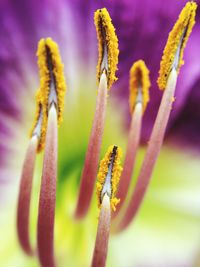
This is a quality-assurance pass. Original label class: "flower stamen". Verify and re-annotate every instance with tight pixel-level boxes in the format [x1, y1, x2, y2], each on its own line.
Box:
[129, 60, 150, 113]
[113, 60, 150, 219]
[36, 38, 66, 267]
[92, 146, 122, 267]
[116, 2, 197, 232]
[94, 8, 119, 89]
[96, 145, 122, 212]
[75, 8, 119, 219]
[37, 37, 66, 123]
[157, 1, 197, 90]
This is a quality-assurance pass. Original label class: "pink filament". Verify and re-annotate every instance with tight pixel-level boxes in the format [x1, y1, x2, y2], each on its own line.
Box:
[75, 73, 107, 219]
[92, 194, 111, 267]
[17, 135, 38, 256]
[113, 102, 142, 220]
[118, 69, 177, 231]
[37, 104, 58, 267]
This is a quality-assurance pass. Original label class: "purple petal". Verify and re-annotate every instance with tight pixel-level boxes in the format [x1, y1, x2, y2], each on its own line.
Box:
[167, 77, 200, 150]
[0, 0, 200, 160]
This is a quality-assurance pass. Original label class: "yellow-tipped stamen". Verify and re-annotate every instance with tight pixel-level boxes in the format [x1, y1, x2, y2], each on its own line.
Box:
[117, 2, 197, 232]
[30, 90, 46, 152]
[37, 39, 66, 267]
[117, 69, 178, 232]
[37, 37, 66, 123]
[94, 8, 119, 89]
[129, 60, 151, 113]
[113, 61, 150, 219]
[75, 9, 119, 219]
[157, 1, 197, 90]
[96, 145, 122, 212]
[17, 38, 66, 262]
[92, 146, 122, 267]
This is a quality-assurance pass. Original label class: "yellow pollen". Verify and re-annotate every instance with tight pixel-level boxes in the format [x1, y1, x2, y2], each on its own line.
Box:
[94, 8, 119, 89]
[129, 60, 151, 113]
[30, 90, 47, 152]
[37, 37, 66, 124]
[96, 145, 123, 212]
[157, 1, 197, 90]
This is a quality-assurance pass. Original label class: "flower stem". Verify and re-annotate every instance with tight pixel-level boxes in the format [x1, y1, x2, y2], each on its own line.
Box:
[17, 135, 38, 256]
[113, 102, 142, 219]
[37, 104, 57, 267]
[118, 68, 177, 231]
[75, 73, 107, 219]
[91, 194, 111, 267]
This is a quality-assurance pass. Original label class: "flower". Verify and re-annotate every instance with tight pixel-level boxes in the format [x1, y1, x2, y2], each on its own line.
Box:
[1, 1, 200, 267]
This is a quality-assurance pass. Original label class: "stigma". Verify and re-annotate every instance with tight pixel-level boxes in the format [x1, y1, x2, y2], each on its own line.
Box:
[129, 60, 151, 113]
[94, 8, 119, 89]
[96, 145, 122, 211]
[157, 1, 197, 90]
[37, 37, 66, 124]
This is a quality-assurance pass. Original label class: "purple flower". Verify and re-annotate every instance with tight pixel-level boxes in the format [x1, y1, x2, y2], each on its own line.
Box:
[0, 1, 200, 267]
[1, 0, 200, 153]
